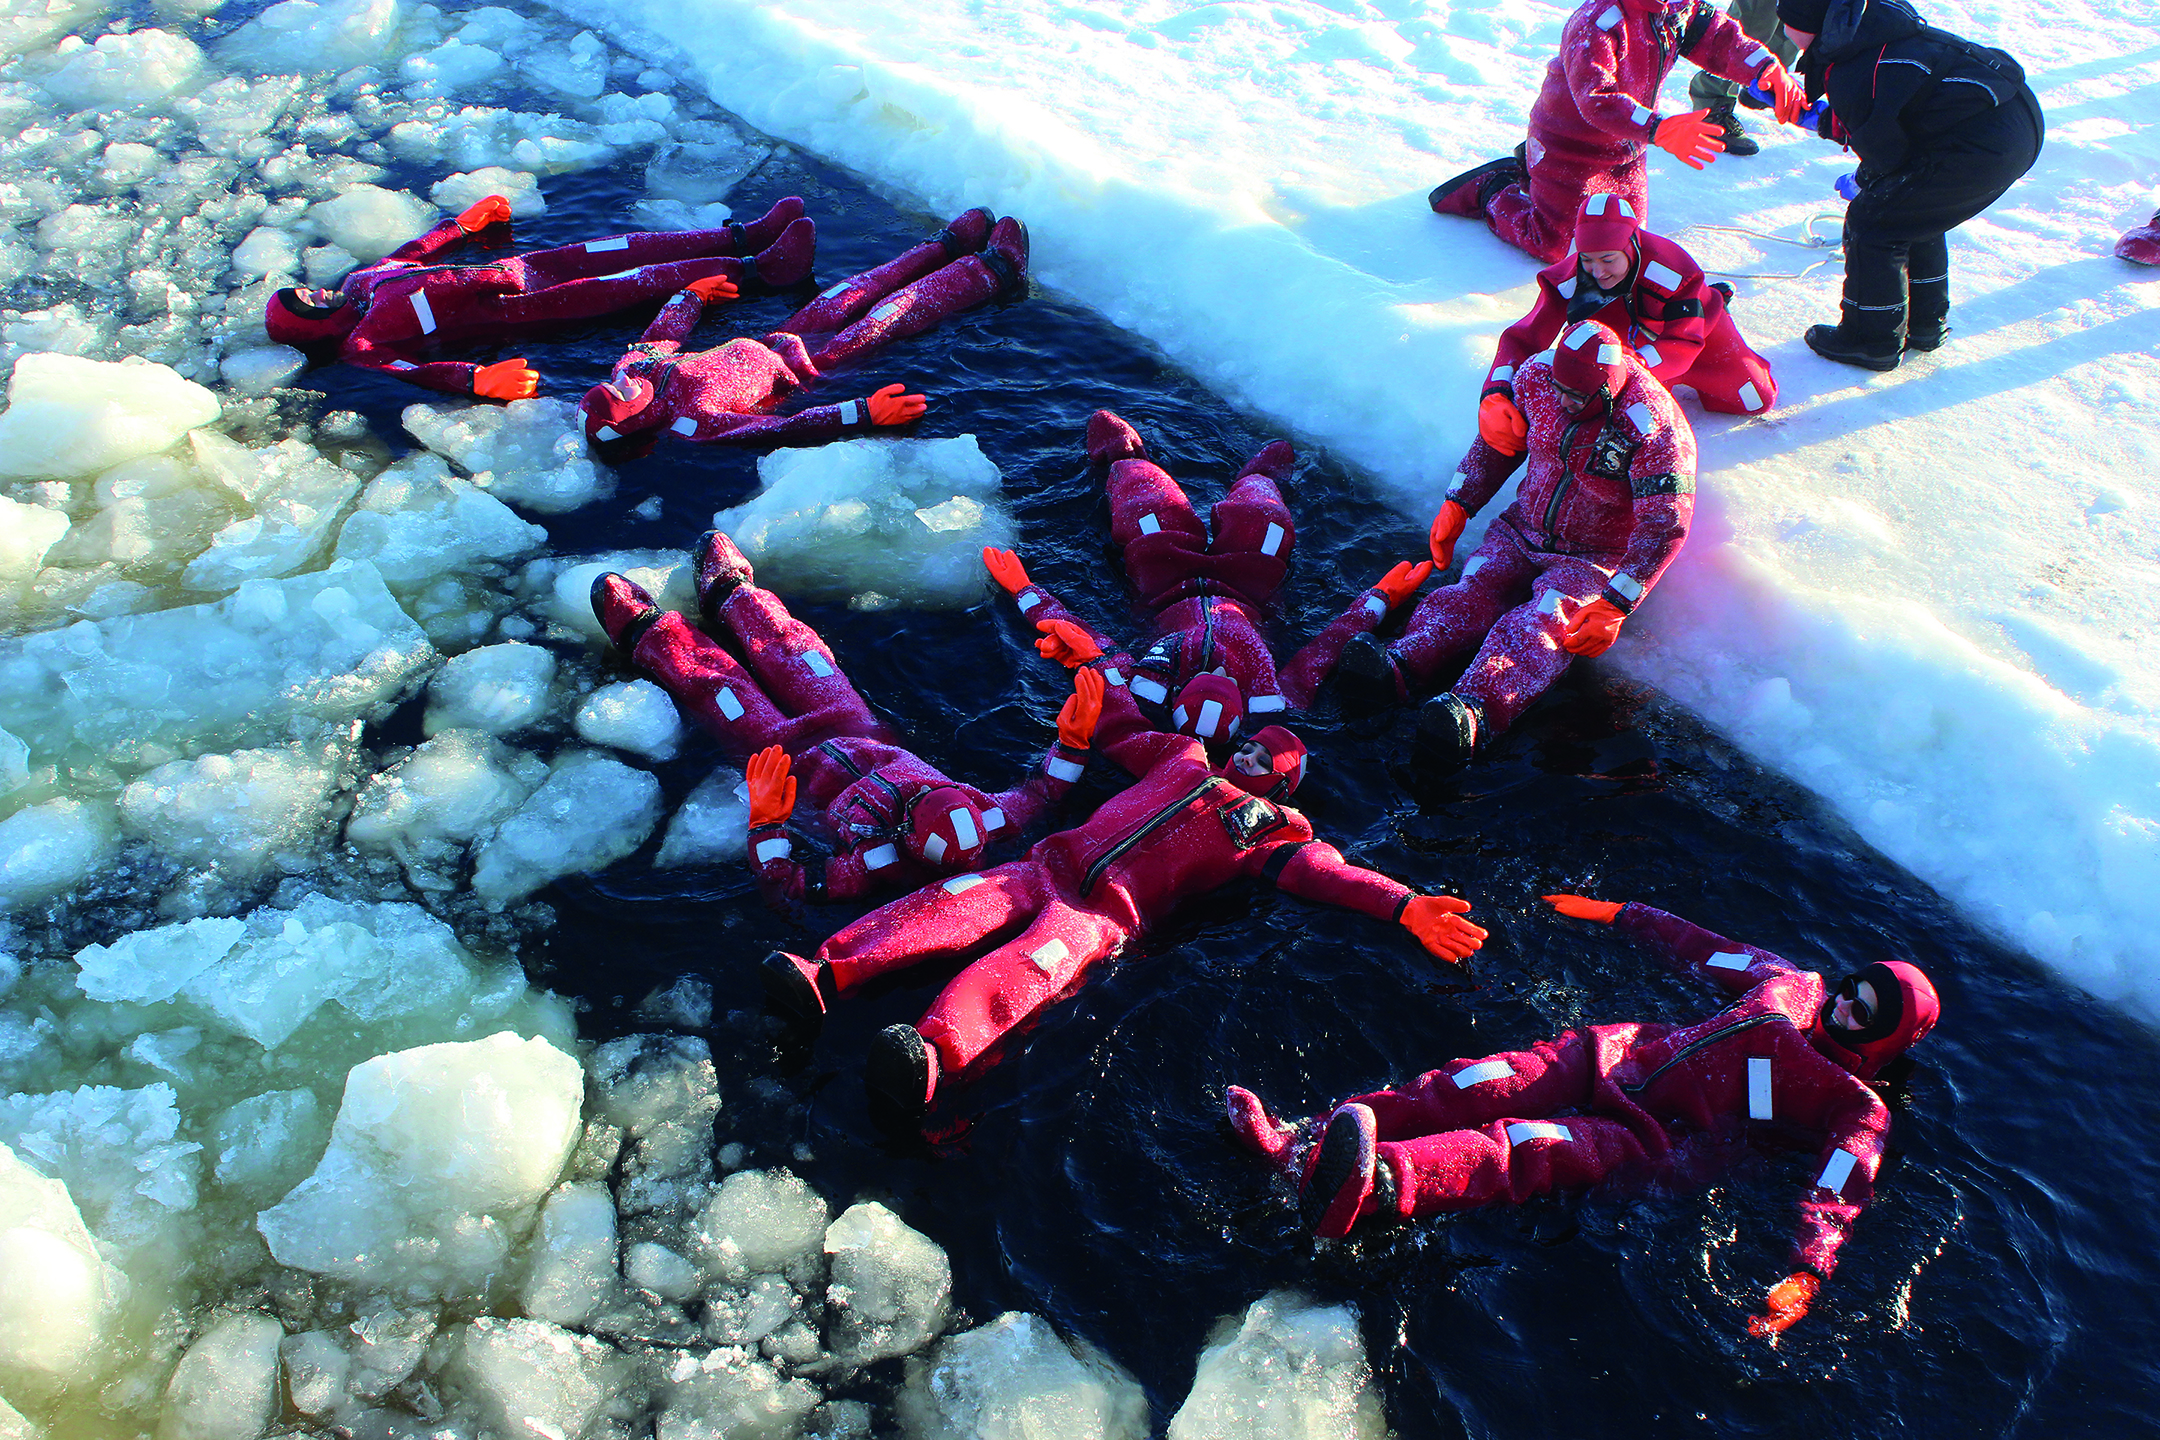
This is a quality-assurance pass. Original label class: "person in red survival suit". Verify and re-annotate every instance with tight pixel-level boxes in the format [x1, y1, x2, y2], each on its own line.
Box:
[1428, 0, 1808, 264]
[263, 195, 817, 400]
[589, 531, 1099, 914]
[1336, 319, 1693, 776]
[983, 411, 1436, 745]
[763, 673, 1490, 1122]
[2120, 202, 2160, 266]
[1227, 894, 1940, 1340]
[579, 209, 1029, 454]
[1475, 192, 1777, 435]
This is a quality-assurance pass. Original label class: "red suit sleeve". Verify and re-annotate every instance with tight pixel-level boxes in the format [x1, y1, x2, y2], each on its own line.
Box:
[1444, 436, 1528, 518]
[1601, 404, 1694, 615]
[1788, 1080, 1893, 1280]
[1679, 4, 1784, 92]
[748, 824, 811, 913]
[1009, 583, 1121, 660]
[342, 336, 480, 395]
[634, 290, 705, 351]
[1612, 902, 1800, 994]
[1276, 586, 1393, 710]
[1255, 839, 1413, 922]
[1562, 19, 1665, 141]
[1630, 247, 1712, 381]
[986, 742, 1091, 832]
[386, 217, 475, 264]
[1490, 268, 1572, 394]
[679, 404, 870, 449]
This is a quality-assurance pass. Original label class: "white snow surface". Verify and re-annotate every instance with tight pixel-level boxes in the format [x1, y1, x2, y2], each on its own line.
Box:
[545, 0, 2160, 1018]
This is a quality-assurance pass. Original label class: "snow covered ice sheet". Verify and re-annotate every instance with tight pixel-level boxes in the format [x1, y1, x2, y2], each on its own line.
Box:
[543, 0, 2160, 1018]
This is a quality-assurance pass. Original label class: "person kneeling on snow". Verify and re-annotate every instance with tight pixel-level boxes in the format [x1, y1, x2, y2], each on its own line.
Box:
[589, 530, 1097, 914]
[1228, 894, 1940, 1340]
[1337, 320, 1693, 775]
[1477, 193, 1777, 442]
[580, 210, 1028, 454]
[1429, 0, 1808, 264]
[1780, 0, 2042, 369]
[985, 411, 1435, 747]
[264, 194, 814, 399]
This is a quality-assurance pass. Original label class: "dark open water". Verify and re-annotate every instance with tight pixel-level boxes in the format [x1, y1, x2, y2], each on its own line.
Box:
[310, 125, 2160, 1440]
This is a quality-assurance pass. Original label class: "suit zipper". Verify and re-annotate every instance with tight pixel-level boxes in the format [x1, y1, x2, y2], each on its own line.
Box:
[1081, 778, 1221, 895]
[1621, 1012, 1781, 1095]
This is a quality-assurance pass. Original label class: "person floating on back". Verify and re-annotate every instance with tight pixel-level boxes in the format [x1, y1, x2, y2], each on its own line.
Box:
[1227, 894, 1940, 1339]
[264, 194, 813, 399]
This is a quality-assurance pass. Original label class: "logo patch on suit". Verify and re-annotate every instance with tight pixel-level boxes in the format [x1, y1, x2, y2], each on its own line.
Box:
[1588, 426, 1638, 480]
[1218, 794, 1287, 849]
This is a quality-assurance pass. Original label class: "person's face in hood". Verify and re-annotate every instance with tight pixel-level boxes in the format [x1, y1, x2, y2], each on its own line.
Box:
[1581, 249, 1632, 290]
[1810, 960, 1940, 1080]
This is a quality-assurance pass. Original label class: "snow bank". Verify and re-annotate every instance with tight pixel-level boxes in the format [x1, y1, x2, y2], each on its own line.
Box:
[544, 0, 2160, 1018]
[1168, 1291, 1388, 1440]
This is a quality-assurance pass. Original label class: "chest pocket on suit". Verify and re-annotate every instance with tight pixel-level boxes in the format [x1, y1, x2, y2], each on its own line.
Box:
[1588, 425, 1638, 481]
[1219, 794, 1288, 849]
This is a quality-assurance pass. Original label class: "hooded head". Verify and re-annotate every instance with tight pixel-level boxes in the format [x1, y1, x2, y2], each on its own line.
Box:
[581, 374, 661, 449]
[1223, 724, 1306, 800]
[264, 286, 360, 347]
[1574, 191, 1644, 259]
[1550, 319, 1629, 409]
[904, 786, 991, 871]
[1809, 960, 1939, 1080]
[1171, 671, 1245, 743]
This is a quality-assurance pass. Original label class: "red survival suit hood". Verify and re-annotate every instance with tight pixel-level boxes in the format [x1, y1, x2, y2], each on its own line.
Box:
[1809, 959, 1940, 1080]
[1574, 191, 1645, 256]
[905, 785, 993, 870]
[1552, 318, 1630, 401]
[1224, 724, 1307, 801]
[264, 287, 362, 347]
[581, 375, 659, 445]
[1171, 671, 1246, 742]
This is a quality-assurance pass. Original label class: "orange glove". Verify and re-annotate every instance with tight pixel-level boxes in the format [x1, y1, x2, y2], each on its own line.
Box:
[456, 195, 512, 233]
[1401, 894, 1487, 963]
[1747, 1272, 1821, 1338]
[867, 382, 927, 426]
[1543, 894, 1622, 923]
[1057, 666, 1106, 750]
[1428, 500, 1469, 569]
[1760, 60, 1807, 127]
[1373, 560, 1433, 609]
[745, 745, 796, 830]
[1654, 110, 1725, 170]
[1034, 617, 1104, 668]
[1562, 597, 1626, 657]
[686, 273, 738, 304]
[983, 547, 1032, 596]
[1478, 393, 1528, 455]
[472, 358, 538, 401]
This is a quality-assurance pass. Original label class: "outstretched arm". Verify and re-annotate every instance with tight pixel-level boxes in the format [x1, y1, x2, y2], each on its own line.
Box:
[386, 195, 511, 263]
[987, 668, 1103, 831]
[1546, 895, 1800, 995]
[1278, 561, 1432, 709]
[1752, 1081, 1894, 1336]
[342, 336, 485, 396]
[1261, 841, 1487, 961]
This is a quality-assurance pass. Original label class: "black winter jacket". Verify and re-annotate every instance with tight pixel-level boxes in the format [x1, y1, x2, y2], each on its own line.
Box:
[1797, 0, 2027, 176]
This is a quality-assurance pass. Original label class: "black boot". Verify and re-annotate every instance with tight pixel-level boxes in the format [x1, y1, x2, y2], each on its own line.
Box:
[866, 1023, 938, 1123]
[1429, 155, 1524, 215]
[1335, 633, 1407, 709]
[1413, 692, 1481, 776]
[1705, 98, 1758, 157]
[1805, 323, 1902, 371]
[761, 951, 833, 1033]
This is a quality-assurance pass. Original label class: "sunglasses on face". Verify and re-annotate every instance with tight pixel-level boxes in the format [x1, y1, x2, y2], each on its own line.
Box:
[1552, 380, 1594, 406]
[1836, 975, 1876, 1027]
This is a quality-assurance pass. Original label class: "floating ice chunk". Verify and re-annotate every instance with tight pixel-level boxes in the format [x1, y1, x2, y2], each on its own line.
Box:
[0, 1393, 33, 1439]
[519, 1182, 618, 1325]
[576, 680, 683, 760]
[0, 303, 110, 368]
[219, 0, 406, 75]
[897, 1311, 1149, 1440]
[0, 0, 103, 59]
[430, 166, 544, 218]
[1167, 1290, 1388, 1440]
[634, 974, 713, 1029]
[0, 799, 120, 912]
[591, 1034, 718, 1213]
[157, 1312, 282, 1440]
[0, 1084, 199, 1262]
[469, 748, 662, 905]
[692, 1169, 828, 1284]
[306, 184, 434, 264]
[404, 397, 614, 514]
[521, 30, 607, 100]
[424, 641, 556, 736]
[45, 453, 231, 575]
[47, 30, 207, 109]
[0, 1140, 125, 1394]
[34, 206, 133, 287]
[535, 549, 692, 646]
[0, 354, 219, 480]
[346, 729, 547, 884]
[0, 726, 26, 795]
[100, 141, 169, 188]
[303, 243, 358, 285]
[654, 768, 749, 868]
[626, 1241, 701, 1301]
[209, 1088, 329, 1203]
[448, 1316, 627, 1440]
[822, 1201, 952, 1367]
[278, 1329, 349, 1417]
[74, 916, 247, 1004]
[231, 228, 301, 282]
[258, 1032, 583, 1296]
[645, 131, 768, 207]
[659, 1347, 821, 1440]
[120, 739, 352, 879]
[219, 346, 306, 395]
[718, 437, 1014, 609]
[345, 1304, 435, 1399]
[401, 36, 507, 92]
[0, 496, 68, 582]
[334, 451, 547, 592]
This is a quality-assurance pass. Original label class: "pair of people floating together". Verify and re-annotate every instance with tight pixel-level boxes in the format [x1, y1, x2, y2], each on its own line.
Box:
[1431, 0, 2043, 372]
[262, 194, 1029, 449]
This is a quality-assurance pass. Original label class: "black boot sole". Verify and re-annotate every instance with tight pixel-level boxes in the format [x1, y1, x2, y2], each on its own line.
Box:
[1334, 635, 1403, 711]
[1413, 695, 1477, 776]
[1805, 325, 1901, 372]
[1429, 156, 1523, 212]
[866, 1023, 935, 1121]
[761, 951, 829, 1033]
[1299, 1108, 1369, 1233]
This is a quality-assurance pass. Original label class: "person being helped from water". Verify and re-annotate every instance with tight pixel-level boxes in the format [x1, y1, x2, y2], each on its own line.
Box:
[763, 678, 1489, 1123]
[590, 531, 1099, 914]
[263, 194, 815, 399]
[580, 209, 1028, 454]
[1337, 320, 1693, 775]
[1780, 0, 2042, 369]
[1429, 0, 1808, 264]
[2119, 200, 2160, 266]
[1477, 193, 1777, 440]
[984, 411, 1435, 746]
[1227, 894, 1940, 1338]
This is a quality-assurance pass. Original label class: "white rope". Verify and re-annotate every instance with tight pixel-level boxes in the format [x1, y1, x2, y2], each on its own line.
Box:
[1670, 214, 1846, 280]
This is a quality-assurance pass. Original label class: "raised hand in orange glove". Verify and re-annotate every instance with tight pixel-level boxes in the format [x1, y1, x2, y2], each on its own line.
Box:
[1655, 110, 1726, 170]
[1543, 894, 1622, 923]
[867, 382, 927, 426]
[983, 547, 1032, 596]
[1562, 597, 1626, 657]
[745, 745, 797, 830]
[1034, 617, 1104, 668]
[472, 358, 538, 401]
[1057, 666, 1106, 750]
[1759, 60, 1808, 127]
[1401, 894, 1487, 963]
[1478, 393, 1528, 455]
[456, 194, 512, 233]
[1373, 560, 1434, 610]
[1747, 1272, 1821, 1338]
[686, 273, 739, 304]
[1428, 500, 1469, 569]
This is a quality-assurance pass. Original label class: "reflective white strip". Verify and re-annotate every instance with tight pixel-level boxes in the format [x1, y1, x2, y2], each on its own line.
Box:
[1598, 343, 1622, 365]
[981, 807, 1005, 830]
[1745, 46, 1771, 66]
[1626, 402, 1657, 434]
[1597, 5, 1621, 26]
[1248, 695, 1285, 713]
[870, 299, 904, 322]
[1131, 678, 1168, 704]
[1507, 1121, 1573, 1145]
[1631, 104, 1652, 127]
[802, 651, 834, 677]
[1138, 513, 1161, 535]
[1563, 324, 1597, 350]
[1101, 667, 1123, 686]
[922, 833, 947, 863]
[1363, 595, 1388, 619]
[1463, 555, 1485, 577]
[1445, 480, 1465, 499]
[754, 837, 791, 864]
[1747, 1057, 1773, 1120]
[837, 400, 860, 426]
[595, 425, 621, 442]
[818, 281, 849, 300]
[1490, 365, 1514, 382]
[1586, 193, 1613, 216]
[1195, 700, 1224, 738]
[1739, 381, 1764, 412]
[1706, 950, 1752, 971]
[1452, 1059, 1514, 1088]
[1171, 705, 1188, 729]
[1557, 275, 1578, 299]
[1030, 938, 1069, 973]
[387, 359, 416, 370]
[1016, 592, 1042, 612]
[949, 808, 979, 849]
[672, 416, 697, 436]
[1538, 590, 1567, 616]
[409, 291, 437, 334]
[1609, 572, 1644, 603]
[1817, 1148, 1859, 1194]
[585, 237, 630, 252]
[1260, 522, 1286, 556]
[1638, 343, 1663, 369]
[1644, 260, 1683, 291]
[716, 688, 745, 720]
[863, 844, 899, 870]
[943, 873, 984, 894]
[1046, 756, 1085, 782]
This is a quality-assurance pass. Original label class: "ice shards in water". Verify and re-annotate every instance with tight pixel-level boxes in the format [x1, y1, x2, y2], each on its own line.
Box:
[576, 679, 685, 760]
[0, 1139, 125, 1393]
[822, 1201, 952, 1367]
[405, 397, 615, 514]
[157, 1312, 284, 1440]
[1166, 1290, 1389, 1440]
[0, 354, 219, 480]
[898, 1311, 1150, 1440]
[423, 640, 556, 736]
[468, 749, 662, 906]
[654, 768, 750, 869]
